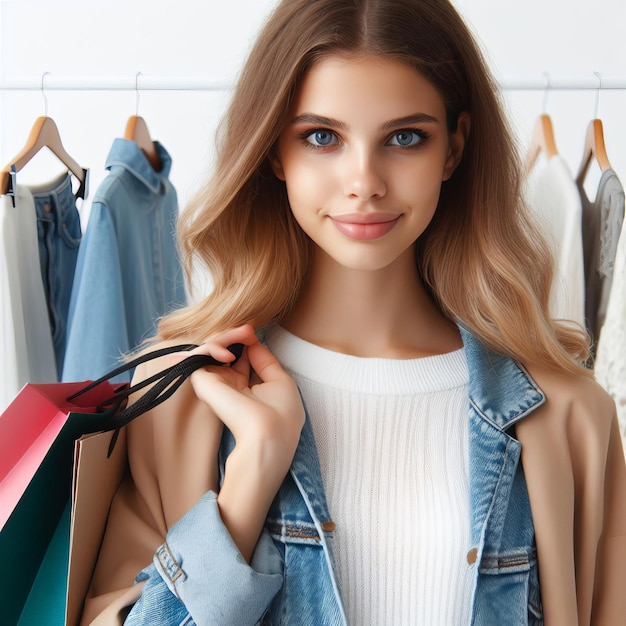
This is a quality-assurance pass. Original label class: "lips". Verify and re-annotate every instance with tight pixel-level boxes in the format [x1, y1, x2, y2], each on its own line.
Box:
[329, 213, 401, 240]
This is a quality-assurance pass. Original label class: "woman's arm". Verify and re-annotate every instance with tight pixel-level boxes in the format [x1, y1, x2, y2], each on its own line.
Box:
[82, 326, 304, 625]
[186, 324, 305, 561]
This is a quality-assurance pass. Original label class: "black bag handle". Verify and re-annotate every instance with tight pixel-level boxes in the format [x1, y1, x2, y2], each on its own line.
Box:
[67, 342, 244, 456]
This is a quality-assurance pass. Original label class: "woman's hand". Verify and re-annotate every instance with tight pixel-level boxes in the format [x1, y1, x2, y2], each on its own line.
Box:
[185, 324, 305, 562]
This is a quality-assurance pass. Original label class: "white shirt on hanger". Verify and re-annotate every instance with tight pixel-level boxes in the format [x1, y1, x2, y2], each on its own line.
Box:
[0, 187, 57, 412]
[524, 154, 586, 329]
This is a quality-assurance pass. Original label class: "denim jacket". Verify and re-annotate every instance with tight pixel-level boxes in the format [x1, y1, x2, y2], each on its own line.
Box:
[123, 327, 545, 625]
[62, 139, 186, 384]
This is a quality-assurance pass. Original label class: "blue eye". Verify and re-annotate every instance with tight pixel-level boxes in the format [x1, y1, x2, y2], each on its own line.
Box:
[388, 130, 425, 147]
[306, 130, 338, 147]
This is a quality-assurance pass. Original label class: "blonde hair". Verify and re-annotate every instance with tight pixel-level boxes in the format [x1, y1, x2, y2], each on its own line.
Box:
[159, 0, 590, 375]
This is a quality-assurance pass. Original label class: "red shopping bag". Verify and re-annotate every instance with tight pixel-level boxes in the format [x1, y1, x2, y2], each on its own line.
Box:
[0, 380, 124, 529]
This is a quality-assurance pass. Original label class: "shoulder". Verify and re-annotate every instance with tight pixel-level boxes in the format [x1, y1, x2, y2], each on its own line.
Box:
[131, 338, 195, 377]
[521, 363, 616, 450]
[516, 365, 619, 527]
[129, 338, 200, 407]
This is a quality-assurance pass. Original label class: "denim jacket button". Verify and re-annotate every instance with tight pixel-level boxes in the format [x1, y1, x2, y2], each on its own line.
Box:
[467, 547, 478, 565]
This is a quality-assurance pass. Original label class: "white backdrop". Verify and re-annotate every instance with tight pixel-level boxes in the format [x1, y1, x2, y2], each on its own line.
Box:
[1, 0, 625, 229]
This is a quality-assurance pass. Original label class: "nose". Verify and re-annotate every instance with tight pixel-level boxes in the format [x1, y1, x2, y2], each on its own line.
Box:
[342, 147, 387, 200]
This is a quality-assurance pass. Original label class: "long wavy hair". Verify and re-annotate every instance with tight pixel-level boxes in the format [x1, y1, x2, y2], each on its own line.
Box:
[158, 0, 590, 374]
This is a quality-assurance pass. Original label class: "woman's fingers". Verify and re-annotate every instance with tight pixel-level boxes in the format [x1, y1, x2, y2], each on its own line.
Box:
[190, 339, 302, 434]
[172, 326, 304, 451]
[189, 366, 266, 427]
[185, 324, 258, 364]
[164, 325, 256, 376]
[245, 340, 292, 384]
[181, 326, 292, 390]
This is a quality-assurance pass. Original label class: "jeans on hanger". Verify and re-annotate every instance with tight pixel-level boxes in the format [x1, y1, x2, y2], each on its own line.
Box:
[30, 172, 82, 376]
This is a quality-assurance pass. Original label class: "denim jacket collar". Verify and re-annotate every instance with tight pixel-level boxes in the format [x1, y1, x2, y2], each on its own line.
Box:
[459, 326, 546, 431]
[105, 138, 172, 194]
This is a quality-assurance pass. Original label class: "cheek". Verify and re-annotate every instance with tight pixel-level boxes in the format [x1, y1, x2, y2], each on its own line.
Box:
[397, 162, 445, 209]
[283, 159, 334, 210]
[283, 176, 314, 231]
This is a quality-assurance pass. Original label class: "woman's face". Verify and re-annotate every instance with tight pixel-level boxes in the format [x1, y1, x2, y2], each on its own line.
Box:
[272, 54, 467, 273]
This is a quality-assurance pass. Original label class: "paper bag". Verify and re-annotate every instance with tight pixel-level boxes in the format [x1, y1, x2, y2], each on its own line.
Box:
[65, 428, 128, 626]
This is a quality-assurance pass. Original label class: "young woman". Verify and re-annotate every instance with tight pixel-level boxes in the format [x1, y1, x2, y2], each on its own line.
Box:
[82, 0, 626, 624]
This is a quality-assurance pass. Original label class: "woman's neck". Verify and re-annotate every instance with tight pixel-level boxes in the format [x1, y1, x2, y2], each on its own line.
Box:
[282, 247, 462, 359]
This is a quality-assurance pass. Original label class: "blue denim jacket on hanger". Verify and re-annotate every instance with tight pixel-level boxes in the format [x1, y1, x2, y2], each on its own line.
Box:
[62, 139, 187, 384]
[124, 327, 544, 625]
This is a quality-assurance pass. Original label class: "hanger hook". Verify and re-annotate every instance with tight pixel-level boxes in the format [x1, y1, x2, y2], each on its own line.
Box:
[135, 71, 142, 116]
[41, 71, 50, 117]
[593, 71, 602, 120]
[542, 71, 551, 114]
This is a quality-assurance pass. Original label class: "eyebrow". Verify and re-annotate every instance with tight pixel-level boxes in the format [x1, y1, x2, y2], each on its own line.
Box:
[380, 113, 440, 131]
[289, 112, 441, 130]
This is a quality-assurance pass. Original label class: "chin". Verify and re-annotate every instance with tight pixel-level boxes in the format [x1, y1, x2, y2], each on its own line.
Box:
[326, 253, 407, 273]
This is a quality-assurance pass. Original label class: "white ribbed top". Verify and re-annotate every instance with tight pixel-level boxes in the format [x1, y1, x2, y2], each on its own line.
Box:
[265, 325, 474, 625]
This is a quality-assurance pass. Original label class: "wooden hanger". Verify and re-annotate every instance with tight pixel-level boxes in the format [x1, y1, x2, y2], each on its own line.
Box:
[525, 113, 558, 172]
[576, 118, 611, 184]
[124, 115, 162, 171]
[0, 116, 88, 206]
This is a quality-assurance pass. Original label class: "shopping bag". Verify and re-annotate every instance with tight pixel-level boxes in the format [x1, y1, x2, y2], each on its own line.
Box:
[66, 428, 128, 626]
[0, 381, 125, 530]
[0, 381, 125, 626]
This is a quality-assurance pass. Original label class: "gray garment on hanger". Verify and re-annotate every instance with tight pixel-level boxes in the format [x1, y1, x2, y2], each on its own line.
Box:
[578, 168, 625, 355]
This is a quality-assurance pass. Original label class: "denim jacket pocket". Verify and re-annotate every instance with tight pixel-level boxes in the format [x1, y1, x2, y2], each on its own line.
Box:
[477, 548, 543, 625]
[478, 547, 537, 575]
[265, 518, 334, 546]
[263, 518, 345, 625]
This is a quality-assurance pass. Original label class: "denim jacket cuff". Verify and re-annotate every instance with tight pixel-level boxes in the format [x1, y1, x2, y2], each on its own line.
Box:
[153, 490, 283, 625]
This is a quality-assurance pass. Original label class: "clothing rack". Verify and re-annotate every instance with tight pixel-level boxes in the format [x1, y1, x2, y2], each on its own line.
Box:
[1, 73, 626, 92]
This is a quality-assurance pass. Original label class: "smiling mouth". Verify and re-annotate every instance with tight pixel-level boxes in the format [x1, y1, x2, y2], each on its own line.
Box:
[329, 213, 401, 240]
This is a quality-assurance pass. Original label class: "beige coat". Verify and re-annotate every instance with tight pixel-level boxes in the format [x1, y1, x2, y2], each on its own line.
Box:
[517, 364, 626, 624]
[79, 351, 626, 625]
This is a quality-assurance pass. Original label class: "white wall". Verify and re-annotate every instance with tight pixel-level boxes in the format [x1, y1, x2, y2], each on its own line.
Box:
[0, 0, 279, 214]
[1, 0, 625, 220]
[454, 0, 626, 198]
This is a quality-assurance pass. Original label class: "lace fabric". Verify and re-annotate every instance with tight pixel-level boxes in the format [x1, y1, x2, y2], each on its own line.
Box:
[595, 214, 626, 438]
